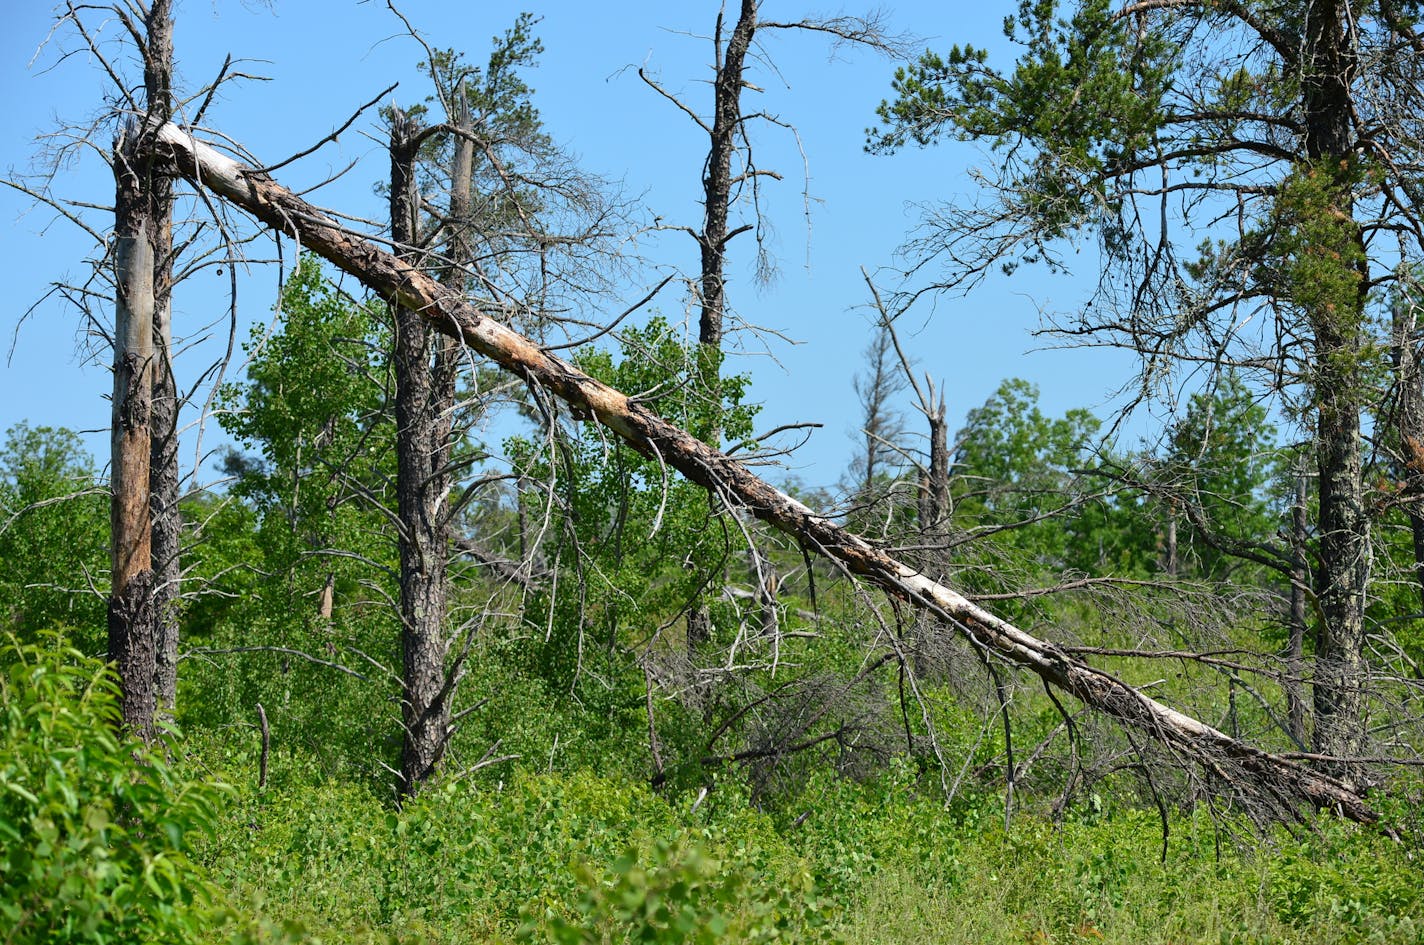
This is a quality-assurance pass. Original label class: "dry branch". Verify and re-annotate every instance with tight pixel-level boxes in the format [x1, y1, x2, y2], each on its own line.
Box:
[149, 122, 1379, 826]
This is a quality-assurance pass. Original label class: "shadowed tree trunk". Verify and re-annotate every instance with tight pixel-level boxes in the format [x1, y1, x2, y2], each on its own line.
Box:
[1288, 465, 1310, 746]
[1302, 0, 1370, 782]
[152, 122, 1380, 823]
[390, 108, 456, 796]
[1391, 295, 1424, 618]
[144, 0, 180, 714]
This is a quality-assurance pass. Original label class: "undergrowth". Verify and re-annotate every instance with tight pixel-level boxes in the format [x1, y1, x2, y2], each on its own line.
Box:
[6, 637, 1422, 944]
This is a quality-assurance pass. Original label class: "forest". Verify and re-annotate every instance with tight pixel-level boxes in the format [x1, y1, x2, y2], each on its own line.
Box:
[5, 0, 1424, 942]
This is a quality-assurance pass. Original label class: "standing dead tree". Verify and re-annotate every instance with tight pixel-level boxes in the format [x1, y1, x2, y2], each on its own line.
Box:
[376, 10, 633, 794]
[148, 122, 1380, 825]
[388, 106, 456, 795]
[109, 121, 158, 740]
[141, 0, 180, 715]
[104, 0, 178, 738]
[862, 271, 952, 536]
[20, 0, 268, 736]
[639, 0, 909, 645]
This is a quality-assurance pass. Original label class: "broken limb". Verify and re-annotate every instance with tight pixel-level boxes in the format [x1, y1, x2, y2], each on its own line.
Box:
[150, 122, 1379, 825]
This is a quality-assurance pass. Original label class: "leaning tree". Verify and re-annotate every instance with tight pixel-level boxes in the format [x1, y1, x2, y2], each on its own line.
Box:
[140, 119, 1381, 824]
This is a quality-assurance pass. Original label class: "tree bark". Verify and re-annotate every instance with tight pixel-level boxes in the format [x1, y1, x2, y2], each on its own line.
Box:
[144, 0, 180, 713]
[1288, 465, 1309, 746]
[390, 109, 455, 797]
[152, 121, 1380, 824]
[1390, 296, 1424, 618]
[1302, 0, 1370, 783]
[109, 127, 158, 741]
[685, 1, 759, 650]
[920, 393, 950, 533]
[698, 0, 758, 353]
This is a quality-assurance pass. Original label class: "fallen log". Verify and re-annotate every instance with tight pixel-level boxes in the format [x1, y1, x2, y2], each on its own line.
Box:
[152, 122, 1378, 825]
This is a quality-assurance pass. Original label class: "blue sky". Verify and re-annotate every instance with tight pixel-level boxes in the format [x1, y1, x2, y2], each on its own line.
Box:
[0, 1, 1134, 489]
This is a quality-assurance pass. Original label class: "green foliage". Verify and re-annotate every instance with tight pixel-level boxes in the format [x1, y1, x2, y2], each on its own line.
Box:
[402, 12, 565, 291]
[522, 838, 837, 945]
[508, 317, 759, 674]
[204, 255, 400, 778]
[1263, 160, 1370, 335]
[869, 0, 1171, 254]
[0, 424, 107, 651]
[219, 255, 394, 547]
[797, 776, 1424, 945]
[951, 378, 1147, 579]
[1163, 372, 1282, 581]
[200, 763, 836, 944]
[415, 13, 547, 154]
[0, 636, 227, 943]
[195, 746, 1424, 945]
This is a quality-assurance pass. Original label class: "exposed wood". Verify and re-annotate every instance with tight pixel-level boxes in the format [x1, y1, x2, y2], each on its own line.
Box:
[921, 395, 950, 533]
[318, 572, 335, 621]
[109, 125, 157, 740]
[150, 122, 1380, 824]
[257, 702, 270, 790]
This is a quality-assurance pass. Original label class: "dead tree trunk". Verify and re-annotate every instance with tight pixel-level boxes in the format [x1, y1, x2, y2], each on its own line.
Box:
[152, 122, 1380, 824]
[109, 126, 158, 741]
[390, 109, 455, 796]
[643, 0, 758, 647]
[866, 281, 948, 535]
[1163, 509, 1179, 578]
[143, 0, 180, 713]
[1288, 464, 1310, 745]
[920, 393, 951, 533]
[1390, 295, 1424, 617]
[698, 0, 756, 355]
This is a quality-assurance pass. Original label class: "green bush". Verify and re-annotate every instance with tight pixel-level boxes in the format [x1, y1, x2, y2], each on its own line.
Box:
[519, 838, 838, 945]
[0, 636, 232, 943]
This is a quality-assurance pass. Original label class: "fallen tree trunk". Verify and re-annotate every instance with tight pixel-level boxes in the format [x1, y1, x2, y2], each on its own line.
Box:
[152, 122, 1378, 825]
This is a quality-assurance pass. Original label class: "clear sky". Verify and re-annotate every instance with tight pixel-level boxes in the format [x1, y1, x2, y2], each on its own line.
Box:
[0, 1, 1134, 490]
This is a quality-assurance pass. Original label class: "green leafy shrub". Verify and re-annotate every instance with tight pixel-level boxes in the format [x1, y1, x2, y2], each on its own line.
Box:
[0, 636, 238, 943]
[519, 837, 838, 945]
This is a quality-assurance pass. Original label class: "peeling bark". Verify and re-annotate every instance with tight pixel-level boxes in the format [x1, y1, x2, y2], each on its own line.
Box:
[110, 127, 157, 740]
[152, 122, 1380, 824]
